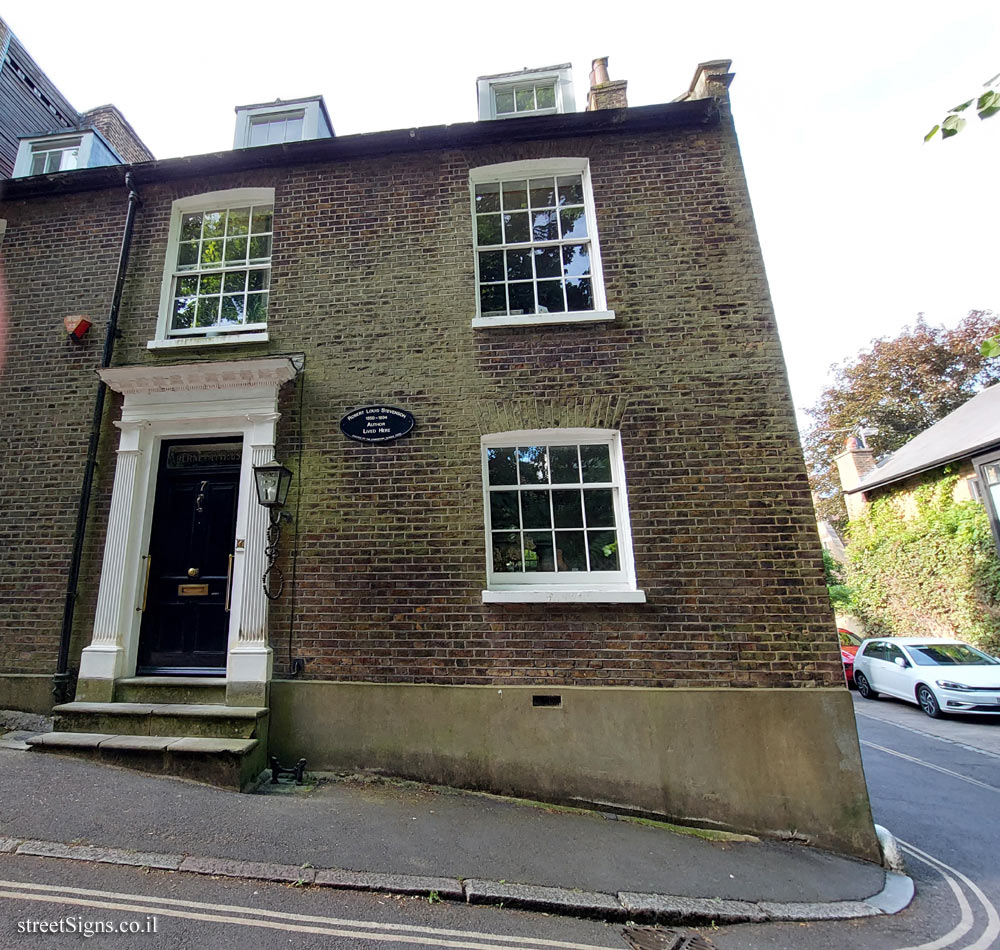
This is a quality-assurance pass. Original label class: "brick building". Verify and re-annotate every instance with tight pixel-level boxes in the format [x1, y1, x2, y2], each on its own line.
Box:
[0, 58, 877, 859]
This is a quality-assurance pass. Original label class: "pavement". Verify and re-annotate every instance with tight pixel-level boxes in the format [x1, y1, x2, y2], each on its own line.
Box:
[0, 715, 912, 926]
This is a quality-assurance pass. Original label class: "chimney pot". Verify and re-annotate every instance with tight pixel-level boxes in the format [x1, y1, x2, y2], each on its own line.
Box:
[590, 57, 611, 88]
[586, 56, 627, 111]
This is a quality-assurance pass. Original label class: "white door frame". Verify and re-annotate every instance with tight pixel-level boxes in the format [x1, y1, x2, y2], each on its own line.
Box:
[76, 357, 299, 706]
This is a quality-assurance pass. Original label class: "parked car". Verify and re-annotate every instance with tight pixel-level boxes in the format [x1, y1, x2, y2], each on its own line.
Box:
[853, 638, 1000, 718]
[839, 629, 862, 687]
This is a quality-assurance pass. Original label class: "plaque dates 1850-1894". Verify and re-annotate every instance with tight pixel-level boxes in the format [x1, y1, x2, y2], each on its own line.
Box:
[339, 406, 415, 443]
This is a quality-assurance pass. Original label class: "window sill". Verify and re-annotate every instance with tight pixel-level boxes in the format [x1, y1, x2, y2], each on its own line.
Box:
[472, 310, 615, 330]
[147, 331, 269, 351]
[482, 589, 646, 604]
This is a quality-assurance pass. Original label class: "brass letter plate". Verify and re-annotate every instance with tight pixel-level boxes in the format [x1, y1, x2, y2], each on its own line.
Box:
[178, 583, 210, 597]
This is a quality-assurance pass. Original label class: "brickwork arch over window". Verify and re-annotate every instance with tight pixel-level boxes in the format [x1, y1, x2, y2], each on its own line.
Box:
[151, 188, 275, 350]
[469, 159, 614, 329]
[481, 429, 644, 603]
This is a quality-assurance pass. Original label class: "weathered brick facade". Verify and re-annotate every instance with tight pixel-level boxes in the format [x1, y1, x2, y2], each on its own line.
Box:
[0, 96, 841, 691]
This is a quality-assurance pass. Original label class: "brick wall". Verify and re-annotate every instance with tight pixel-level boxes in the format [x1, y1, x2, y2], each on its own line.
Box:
[78, 106, 154, 164]
[0, 106, 842, 689]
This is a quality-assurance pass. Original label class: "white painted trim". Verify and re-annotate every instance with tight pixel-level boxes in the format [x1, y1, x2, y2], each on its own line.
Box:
[482, 589, 646, 603]
[469, 158, 610, 324]
[480, 428, 641, 595]
[472, 310, 615, 329]
[233, 99, 329, 147]
[153, 188, 276, 345]
[13, 132, 90, 178]
[147, 332, 269, 352]
[81, 359, 295, 685]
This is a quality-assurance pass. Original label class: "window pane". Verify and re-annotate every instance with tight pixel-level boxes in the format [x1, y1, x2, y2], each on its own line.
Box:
[180, 213, 202, 241]
[248, 269, 269, 291]
[557, 175, 584, 206]
[177, 276, 199, 296]
[247, 293, 268, 322]
[249, 121, 268, 146]
[521, 490, 552, 529]
[515, 87, 535, 111]
[487, 447, 518, 485]
[480, 283, 506, 316]
[200, 240, 223, 267]
[196, 296, 220, 327]
[60, 147, 79, 171]
[552, 489, 583, 527]
[227, 207, 250, 235]
[525, 532, 555, 572]
[493, 532, 522, 572]
[584, 489, 616, 527]
[477, 214, 502, 246]
[172, 295, 196, 329]
[503, 212, 529, 243]
[475, 182, 501, 213]
[501, 181, 528, 210]
[556, 531, 586, 571]
[588, 531, 619, 570]
[566, 277, 594, 312]
[518, 446, 548, 483]
[580, 444, 612, 482]
[285, 116, 303, 141]
[549, 445, 580, 483]
[30, 154, 46, 175]
[251, 206, 273, 234]
[220, 296, 245, 325]
[529, 178, 556, 208]
[202, 211, 225, 238]
[507, 282, 534, 315]
[562, 244, 590, 277]
[223, 271, 247, 293]
[176, 242, 198, 269]
[531, 210, 557, 241]
[560, 207, 588, 240]
[200, 273, 222, 295]
[535, 84, 556, 109]
[533, 246, 561, 278]
[479, 250, 503, 282]
[536, 280, 565, 313]
[506, 248, 532, 280]
[224, 236, 248, 264]
[490, 491, 520, 530]
[44, 152, 61, 173]
[494, 89, 515, 114]
[249, 234, 272, 262]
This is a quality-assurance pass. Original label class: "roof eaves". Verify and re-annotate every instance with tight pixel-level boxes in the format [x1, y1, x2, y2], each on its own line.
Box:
[846, 437, 1000, 494]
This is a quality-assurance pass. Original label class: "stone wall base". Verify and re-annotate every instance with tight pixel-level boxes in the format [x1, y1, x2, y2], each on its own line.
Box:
[0, 674, 55, 714]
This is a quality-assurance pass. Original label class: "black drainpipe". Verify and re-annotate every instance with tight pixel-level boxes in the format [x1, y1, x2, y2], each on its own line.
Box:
[53, 171, 140, 703]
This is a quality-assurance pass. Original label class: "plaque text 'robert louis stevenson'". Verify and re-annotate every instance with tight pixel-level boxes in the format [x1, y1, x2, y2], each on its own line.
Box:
[340, 406, 415, 443]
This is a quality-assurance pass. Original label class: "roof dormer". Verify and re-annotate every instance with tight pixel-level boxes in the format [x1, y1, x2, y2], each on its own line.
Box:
[12, 129, 124, 178]
[476, 64, 575, 121]
[233, 96, 334, 149]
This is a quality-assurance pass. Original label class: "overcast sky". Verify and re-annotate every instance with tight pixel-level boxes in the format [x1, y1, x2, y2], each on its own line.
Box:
[6, 1, 997, 427]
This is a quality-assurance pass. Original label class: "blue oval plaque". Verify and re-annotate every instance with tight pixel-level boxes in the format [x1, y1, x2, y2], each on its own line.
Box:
[340, 405, 415, 443]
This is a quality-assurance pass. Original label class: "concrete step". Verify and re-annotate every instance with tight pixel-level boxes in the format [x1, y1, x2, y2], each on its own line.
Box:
[115, 676, 227, 705]
[52, 702, 268, 741]
[26, 732, 264, 791]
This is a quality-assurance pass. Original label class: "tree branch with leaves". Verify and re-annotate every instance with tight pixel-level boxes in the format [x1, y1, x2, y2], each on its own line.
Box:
[925, 72, 1000, 141]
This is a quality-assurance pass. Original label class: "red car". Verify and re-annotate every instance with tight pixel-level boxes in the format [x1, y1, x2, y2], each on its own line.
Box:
[839, 629, 862, 686]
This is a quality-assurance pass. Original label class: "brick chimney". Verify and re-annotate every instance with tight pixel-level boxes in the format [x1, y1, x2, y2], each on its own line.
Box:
[586, 57, 627, 111]
[834, 436, 877, 521]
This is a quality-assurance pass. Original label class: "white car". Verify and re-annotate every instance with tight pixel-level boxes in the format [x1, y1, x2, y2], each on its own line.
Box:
[853, 637, 1000, 718]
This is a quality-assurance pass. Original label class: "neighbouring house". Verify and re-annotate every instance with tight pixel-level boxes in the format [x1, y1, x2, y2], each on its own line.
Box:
[836, 385, 1000, 647]
[0, 53, 878, 860]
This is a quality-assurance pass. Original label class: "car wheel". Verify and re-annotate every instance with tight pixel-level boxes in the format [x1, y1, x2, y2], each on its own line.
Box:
[855, 672, 878, 699]
[917, 685, 942, 719]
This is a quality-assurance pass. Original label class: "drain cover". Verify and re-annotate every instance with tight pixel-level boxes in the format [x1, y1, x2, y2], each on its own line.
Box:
[622, 927, 717, 950]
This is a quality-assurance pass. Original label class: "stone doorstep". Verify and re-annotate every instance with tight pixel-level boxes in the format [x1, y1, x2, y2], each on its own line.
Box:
[0, 835, 906, 924]
[26, 732, 257, 756]
[53, 702, 266, 719]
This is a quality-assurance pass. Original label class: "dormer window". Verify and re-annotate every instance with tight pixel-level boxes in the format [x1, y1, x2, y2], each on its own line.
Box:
[28, 136, 81, 174]
[12, 130, 126, 178]
[233, 96, 333, 149]
[477, 65, 574, 121]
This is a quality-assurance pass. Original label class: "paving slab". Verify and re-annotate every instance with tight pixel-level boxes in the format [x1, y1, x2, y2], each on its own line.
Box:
[315, 868, 463, 898]
[26, 732, 114, 748]
[99, 736, 174, 751]
[167, 737, 258, 754]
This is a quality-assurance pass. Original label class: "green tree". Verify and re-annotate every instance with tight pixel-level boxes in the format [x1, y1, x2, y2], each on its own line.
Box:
[804, 311, 1000, 528]
[925, 73, 1000, 141]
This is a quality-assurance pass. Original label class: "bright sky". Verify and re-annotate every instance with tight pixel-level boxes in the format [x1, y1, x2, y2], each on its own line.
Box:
[6, 1, 997, 426]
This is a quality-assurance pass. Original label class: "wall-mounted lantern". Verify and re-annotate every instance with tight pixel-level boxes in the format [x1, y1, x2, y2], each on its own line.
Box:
[253, 459, 293, 600]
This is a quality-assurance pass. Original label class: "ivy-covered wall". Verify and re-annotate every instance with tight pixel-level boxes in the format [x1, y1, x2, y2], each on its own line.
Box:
[847, 469, 1000, 654]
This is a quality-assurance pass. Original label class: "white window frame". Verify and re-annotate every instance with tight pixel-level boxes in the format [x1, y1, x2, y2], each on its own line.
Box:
[469, 158, 614, 329]
[13, 133, 89, 178]
[233, 100, 328, 148]
[150, 188, 274, 351]
[480, 428, 644, 604]
[477, 65, 575, 121]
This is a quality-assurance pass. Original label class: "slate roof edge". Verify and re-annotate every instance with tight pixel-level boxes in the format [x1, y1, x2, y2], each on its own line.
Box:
[845, 436, 1000, 495]
[0, 98, 720, 201]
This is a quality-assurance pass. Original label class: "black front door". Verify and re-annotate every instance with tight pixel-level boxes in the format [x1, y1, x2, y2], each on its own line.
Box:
[137, 438, 242, 674]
